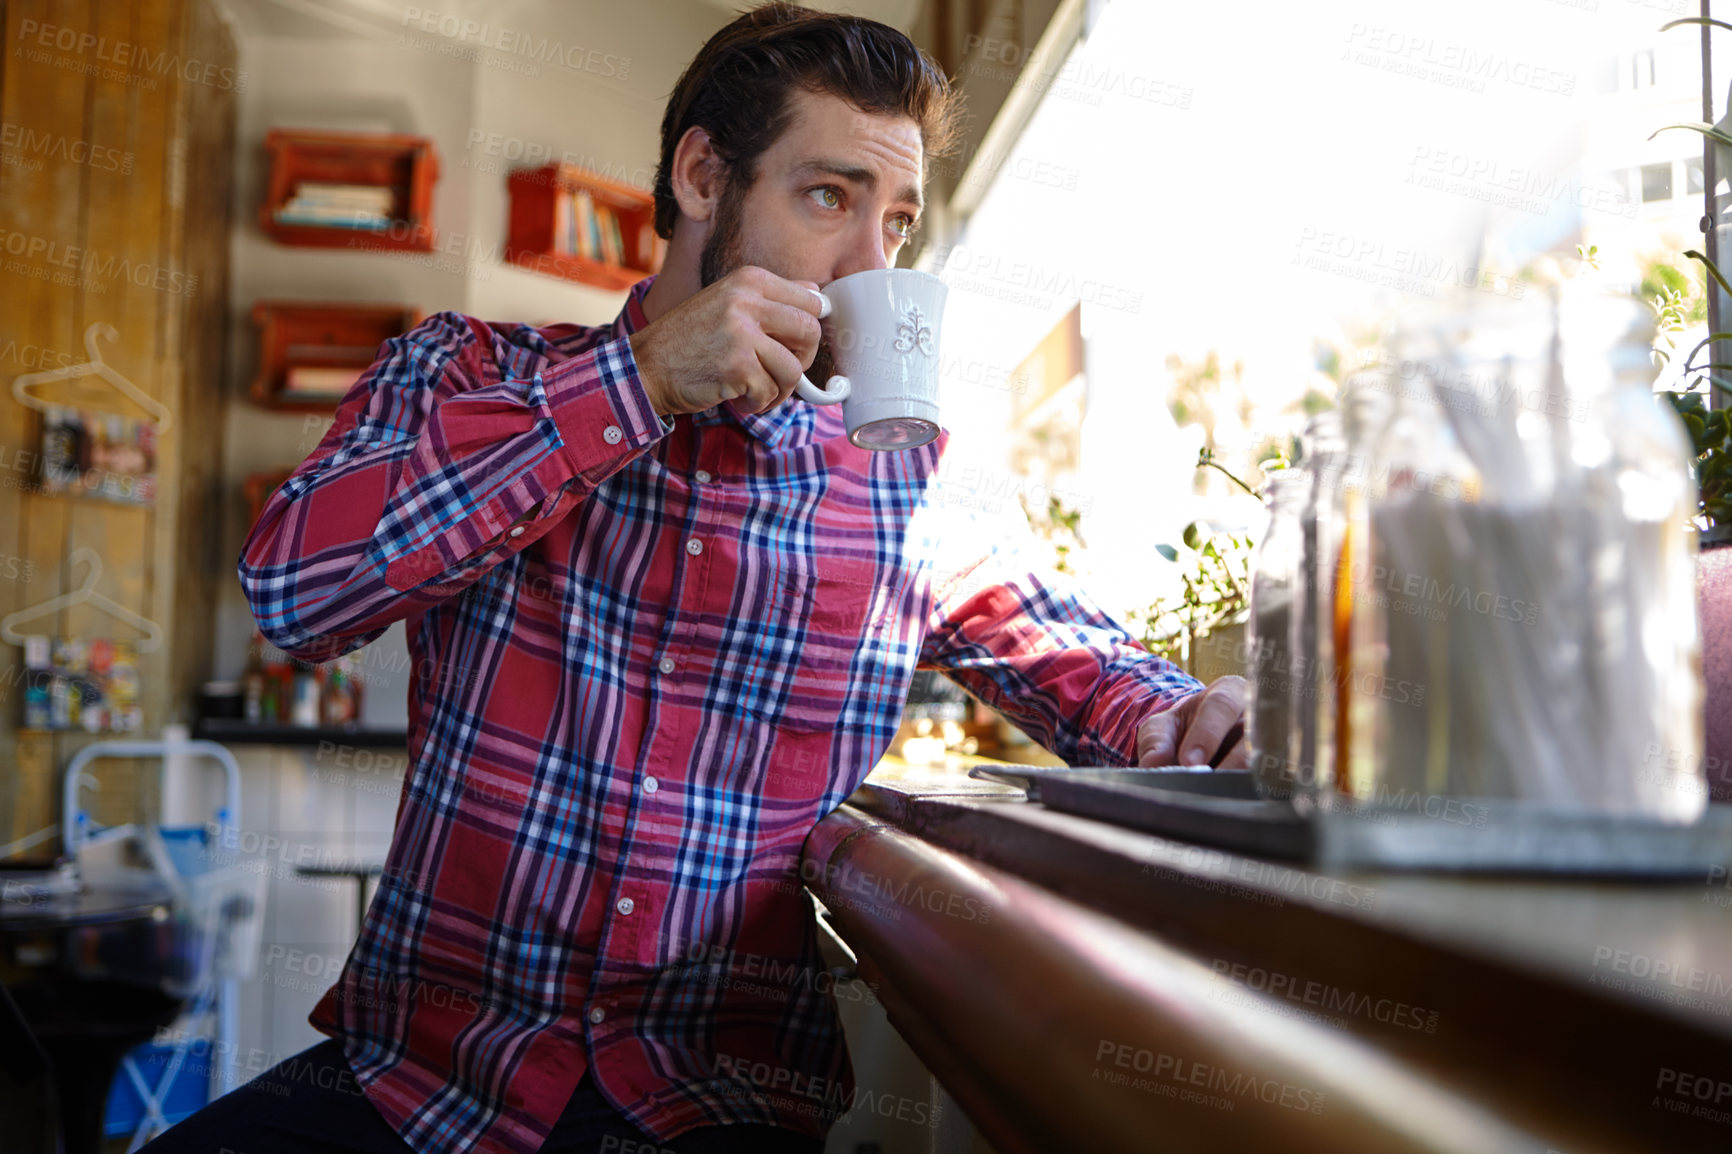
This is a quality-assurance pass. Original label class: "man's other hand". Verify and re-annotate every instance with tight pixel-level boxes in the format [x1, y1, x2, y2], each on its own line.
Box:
[628, 266, 824, 418]
[1136, 675, 1248, 769]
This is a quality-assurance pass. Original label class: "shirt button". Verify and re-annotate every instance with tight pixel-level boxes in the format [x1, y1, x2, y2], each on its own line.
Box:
[643, 776, 659, 794]
[588, 1007, 605, 1024]
[509, 526, 525, 538]
[603, 425, 623, 445]
[694, 470, 712, 483]
[658, 656, 676, 675]
[685, 538, 703, 556]
[616, 897, 635, 916]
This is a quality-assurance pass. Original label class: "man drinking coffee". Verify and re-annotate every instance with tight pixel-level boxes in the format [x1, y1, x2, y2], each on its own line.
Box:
[155, 5, 1247, 1152]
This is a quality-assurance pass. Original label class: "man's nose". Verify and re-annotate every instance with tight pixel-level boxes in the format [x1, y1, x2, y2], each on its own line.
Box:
[831, 220, 893, 280]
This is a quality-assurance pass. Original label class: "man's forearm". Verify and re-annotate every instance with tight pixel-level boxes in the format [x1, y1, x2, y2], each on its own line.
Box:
[920, 575, 1203, 766]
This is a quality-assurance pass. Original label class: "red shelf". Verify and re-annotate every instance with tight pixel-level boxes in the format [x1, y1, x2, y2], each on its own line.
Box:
[505, 163, 664, 291]
[250, 301, 421, 411]
[260, 129, 439, 253]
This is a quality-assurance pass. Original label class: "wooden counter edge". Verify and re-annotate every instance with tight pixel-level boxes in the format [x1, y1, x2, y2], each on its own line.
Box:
[804, 801, 1720, 1153]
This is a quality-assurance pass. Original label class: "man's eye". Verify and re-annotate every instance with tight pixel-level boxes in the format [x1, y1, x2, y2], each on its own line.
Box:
[808, 187, 842, 210]
[889, 215, 917, 239]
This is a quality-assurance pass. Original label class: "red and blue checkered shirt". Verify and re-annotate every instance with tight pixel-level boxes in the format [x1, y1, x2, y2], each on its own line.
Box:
[239, 276, 1201, 1152]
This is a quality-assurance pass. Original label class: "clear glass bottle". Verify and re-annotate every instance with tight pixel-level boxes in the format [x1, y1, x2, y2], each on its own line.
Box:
[1329, 287, 1705, 821]
[242, 630, 266, 725]
[1564, 287, 1703, 820]
[1294, 410, 1346, 809]
[1246, 468, 1307, 802]
[1336, 364, 1478, 806]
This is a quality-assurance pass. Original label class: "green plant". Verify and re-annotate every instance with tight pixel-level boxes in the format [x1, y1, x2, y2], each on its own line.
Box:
[1649, 248, 1732, 535]
[1197, 445, 1286, 497]
[1126, 518, 1254, 668]
[1669, 388, 1732, 529]
[1125, 447, 1289, 669]
[1021, 492, 1086, 575]
[1646, 17, 1732, 537]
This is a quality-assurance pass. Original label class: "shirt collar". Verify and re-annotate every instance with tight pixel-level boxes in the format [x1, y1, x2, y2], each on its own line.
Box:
[614, 275, 804, 448]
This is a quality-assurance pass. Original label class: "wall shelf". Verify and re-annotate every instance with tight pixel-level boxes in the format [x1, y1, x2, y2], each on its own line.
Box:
[260, 129, 439, 253]
[193, 718, 408, 748]
[249, 301, 420, 411]
[504, 163, 664, 292]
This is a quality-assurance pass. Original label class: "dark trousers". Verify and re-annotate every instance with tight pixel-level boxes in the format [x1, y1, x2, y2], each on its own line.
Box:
[138, 1038, 824, 1154]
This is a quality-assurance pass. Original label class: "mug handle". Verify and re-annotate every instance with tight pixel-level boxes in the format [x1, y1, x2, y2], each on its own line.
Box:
[796, 373, 850, 404]
[795, 288, 849, 404]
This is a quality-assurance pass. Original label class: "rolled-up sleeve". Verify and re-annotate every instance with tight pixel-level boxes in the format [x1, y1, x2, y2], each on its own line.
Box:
[240, 311, 670, 662]
[916, 496, 1203, 765]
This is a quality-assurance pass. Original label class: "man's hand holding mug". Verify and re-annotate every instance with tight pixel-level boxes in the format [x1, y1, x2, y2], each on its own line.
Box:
[628, 266, 826, 418]
[630, 263, 948, 451]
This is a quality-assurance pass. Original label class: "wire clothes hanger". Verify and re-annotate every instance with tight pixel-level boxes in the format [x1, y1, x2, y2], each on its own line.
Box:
[0, 547, 164, 653]
[11, 322, 173, 432]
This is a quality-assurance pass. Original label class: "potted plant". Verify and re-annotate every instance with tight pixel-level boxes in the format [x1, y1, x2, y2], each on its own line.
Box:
[1653, 254, 1732, 802]
[1655, 248, 1732, 546]
[1635, 12, 1732, 801]
[1633, 242, 1732, 800]
[1124, 448, 1283, 682]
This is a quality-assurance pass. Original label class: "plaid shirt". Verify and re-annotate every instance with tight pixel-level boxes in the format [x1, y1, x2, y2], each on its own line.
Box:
[239, 276, 1201, 1153]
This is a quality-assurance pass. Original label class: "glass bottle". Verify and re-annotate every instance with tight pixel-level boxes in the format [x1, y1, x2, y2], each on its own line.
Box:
[242, 630, 266, 725]
[1334, 363, 1476, 806]
[1331, 286, 1704, 821]
[1246, 468, 1307, 802]
[1562, 287, 1703, 819]
[1299, 408, 1350, 809]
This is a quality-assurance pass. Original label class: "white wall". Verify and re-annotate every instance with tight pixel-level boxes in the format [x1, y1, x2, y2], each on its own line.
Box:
[461, 0, 715, 324]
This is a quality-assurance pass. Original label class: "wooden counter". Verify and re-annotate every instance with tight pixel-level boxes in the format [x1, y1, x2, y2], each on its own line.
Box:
[802, 760, 1732, 1154]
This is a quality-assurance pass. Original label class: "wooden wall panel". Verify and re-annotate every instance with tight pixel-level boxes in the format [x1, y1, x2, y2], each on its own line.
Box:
[81, 0, 174, 831]
[0, 0, 234, 857]
[1, 0, 96, 856]
[168, 0, 235, 732]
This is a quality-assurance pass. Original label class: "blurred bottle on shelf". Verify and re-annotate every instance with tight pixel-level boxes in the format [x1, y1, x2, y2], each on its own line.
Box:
[320, 652, 364, 726]
[241, 631, 266, 724]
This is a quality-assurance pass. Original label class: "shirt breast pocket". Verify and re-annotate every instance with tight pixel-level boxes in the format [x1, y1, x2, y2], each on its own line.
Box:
[761, 560, 878, 733]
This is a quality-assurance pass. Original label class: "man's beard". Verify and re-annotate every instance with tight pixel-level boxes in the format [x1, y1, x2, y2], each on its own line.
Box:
[699, 178, 836, 389]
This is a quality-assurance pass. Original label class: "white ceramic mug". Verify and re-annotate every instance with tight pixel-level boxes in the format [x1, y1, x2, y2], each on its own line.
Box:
[795, 267, 948, 450]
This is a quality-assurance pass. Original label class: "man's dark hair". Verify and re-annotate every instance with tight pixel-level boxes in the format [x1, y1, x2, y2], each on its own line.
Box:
[653, 2, 961, 239]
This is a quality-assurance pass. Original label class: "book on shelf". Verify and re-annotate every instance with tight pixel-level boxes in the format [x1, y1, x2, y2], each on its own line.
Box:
[596, 204, 622, 265]
[590, 200, 607, 260]
[615, 211, 630, 265]
[276, 181, 397, 229]
[576, 189, 599, 260]
[282, 365, 364, 398]
[589, 199, 610, 264]
[541, 180, 645, 270]
[291, 182, 396, 208]
[273, 210, 390, 230]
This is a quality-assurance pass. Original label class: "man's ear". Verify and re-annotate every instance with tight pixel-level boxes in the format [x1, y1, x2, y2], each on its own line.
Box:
[669, 126, 726, 227]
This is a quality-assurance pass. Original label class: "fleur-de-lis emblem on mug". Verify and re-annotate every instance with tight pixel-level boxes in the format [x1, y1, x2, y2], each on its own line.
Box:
[894, 305, 935, 356]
